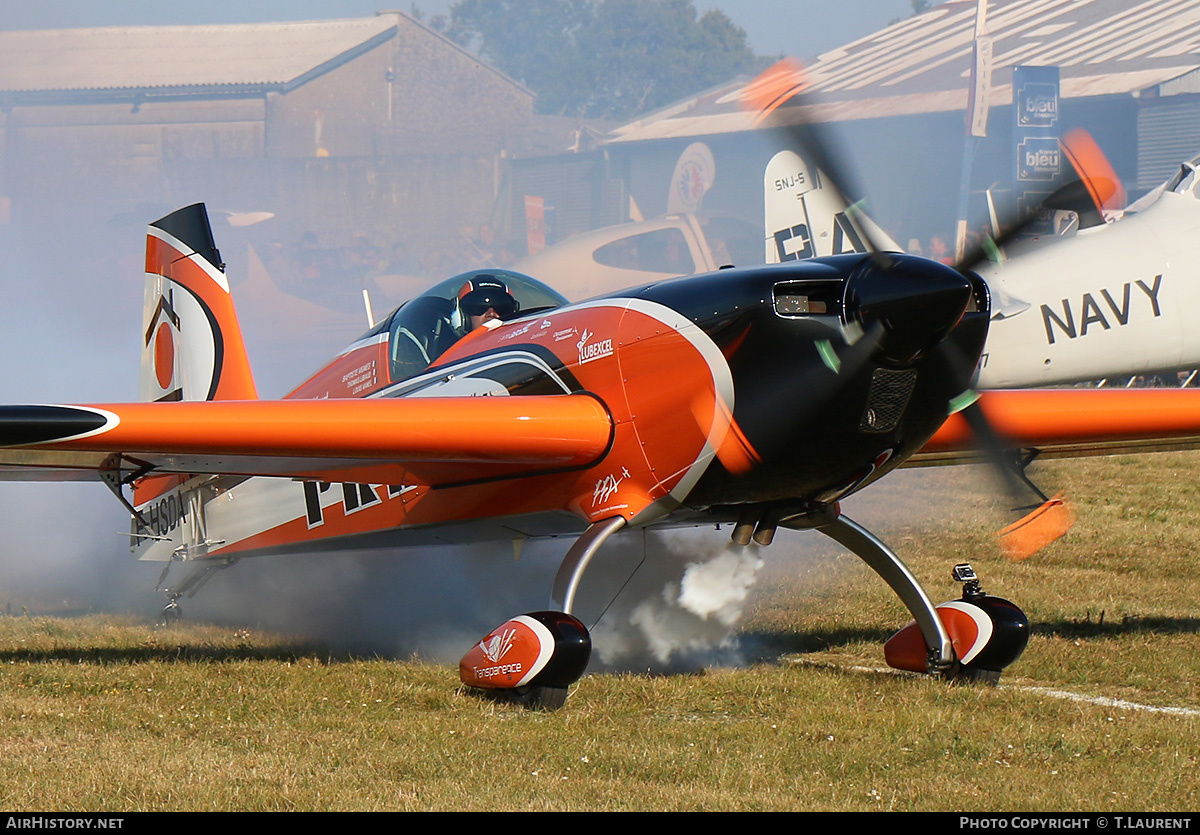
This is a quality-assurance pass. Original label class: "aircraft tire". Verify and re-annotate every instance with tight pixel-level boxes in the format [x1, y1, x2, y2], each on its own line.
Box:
[158, 602, 181, 627]
[949, 665, 1002, 686]
[474, 684, 569, 710]
[507, 684, 570, 710]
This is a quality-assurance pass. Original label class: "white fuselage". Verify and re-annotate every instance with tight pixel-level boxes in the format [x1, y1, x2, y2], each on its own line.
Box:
[975, 190, 1200, 388]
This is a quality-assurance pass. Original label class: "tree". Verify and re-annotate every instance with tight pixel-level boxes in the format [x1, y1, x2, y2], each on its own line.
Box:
[891, 0, 935, 26]
[430, 0, 765, 120]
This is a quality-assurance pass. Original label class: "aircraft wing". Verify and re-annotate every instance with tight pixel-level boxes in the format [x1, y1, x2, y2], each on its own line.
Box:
[911, 388, 1200, 466]
[0, 395, 613, 486]
[6, 388, 1197, 486]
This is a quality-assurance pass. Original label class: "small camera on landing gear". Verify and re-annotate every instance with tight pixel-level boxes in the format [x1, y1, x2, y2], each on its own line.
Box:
[952, 562, 982, 599]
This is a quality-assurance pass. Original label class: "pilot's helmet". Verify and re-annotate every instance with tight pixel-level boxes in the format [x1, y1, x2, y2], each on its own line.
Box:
[455, 275, 520, 331]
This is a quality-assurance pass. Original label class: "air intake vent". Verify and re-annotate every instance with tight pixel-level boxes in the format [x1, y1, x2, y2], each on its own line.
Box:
[859, 368, 916, 433]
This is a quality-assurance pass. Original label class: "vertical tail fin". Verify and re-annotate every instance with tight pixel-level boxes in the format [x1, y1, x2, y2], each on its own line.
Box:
[141, 204, 258, 402]
[763, 150, 902, 263]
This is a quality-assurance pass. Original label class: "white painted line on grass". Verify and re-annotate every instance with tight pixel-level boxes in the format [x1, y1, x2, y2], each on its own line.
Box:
[790, 658, 1200, 717]
[1017, 686, 1200, 717]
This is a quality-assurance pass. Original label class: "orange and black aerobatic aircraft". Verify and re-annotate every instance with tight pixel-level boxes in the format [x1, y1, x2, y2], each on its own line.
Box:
[3, 201, 1200, 708]
[7, 57, 1200, 708]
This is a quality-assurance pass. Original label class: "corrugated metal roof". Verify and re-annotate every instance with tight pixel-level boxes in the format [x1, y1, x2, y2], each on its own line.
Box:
[609, 0, 1200, 143]
[0, 17, 397, 94]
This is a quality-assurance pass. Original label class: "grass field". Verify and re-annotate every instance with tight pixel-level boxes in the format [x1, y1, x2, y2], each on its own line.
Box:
[1, 453, 1198, 811]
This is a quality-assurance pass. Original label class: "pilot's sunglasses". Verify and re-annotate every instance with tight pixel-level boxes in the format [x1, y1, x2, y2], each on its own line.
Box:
[462, 296, 518, 317]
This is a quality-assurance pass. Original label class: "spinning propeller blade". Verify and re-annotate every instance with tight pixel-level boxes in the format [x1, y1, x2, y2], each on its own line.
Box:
[741, 58, 1087, 557]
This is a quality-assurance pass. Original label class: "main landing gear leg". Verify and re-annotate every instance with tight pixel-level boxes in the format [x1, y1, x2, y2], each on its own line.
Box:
[813, 512, 956, 674]
[551, 515, 627, 615]
[795, 506, 1028, 681]
[460, 516, 627, 709]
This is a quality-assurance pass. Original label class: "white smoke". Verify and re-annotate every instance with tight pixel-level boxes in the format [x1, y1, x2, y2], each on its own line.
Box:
[590, 537, 764, 672]
[677, 544, 765, 624]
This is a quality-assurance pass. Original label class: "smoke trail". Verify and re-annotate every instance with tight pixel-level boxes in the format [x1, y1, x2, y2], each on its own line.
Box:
[162, 539, 565, 660]
[590, 536, 765, 673]
[169, 531, 769, 671]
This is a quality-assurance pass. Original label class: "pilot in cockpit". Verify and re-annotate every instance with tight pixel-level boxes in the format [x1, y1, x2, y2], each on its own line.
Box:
[452, 276, 521, 335]
[388, 270, 553, 384]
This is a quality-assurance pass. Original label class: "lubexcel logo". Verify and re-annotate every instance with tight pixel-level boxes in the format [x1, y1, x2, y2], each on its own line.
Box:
[577, 328, 614, 364]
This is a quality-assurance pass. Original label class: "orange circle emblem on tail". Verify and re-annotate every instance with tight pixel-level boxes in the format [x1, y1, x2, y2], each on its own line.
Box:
[154, 322, 175, 391]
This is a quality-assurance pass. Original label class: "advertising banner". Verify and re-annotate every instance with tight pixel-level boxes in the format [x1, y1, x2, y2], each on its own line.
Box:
[1013, 65, 1061, 236]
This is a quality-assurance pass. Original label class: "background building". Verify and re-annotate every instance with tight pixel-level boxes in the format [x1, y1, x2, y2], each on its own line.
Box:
[592, 0, 1200, 252]
[0, 13, 532, 247]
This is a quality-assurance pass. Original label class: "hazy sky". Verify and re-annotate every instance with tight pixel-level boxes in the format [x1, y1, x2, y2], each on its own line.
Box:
[1, 0, 937, 62]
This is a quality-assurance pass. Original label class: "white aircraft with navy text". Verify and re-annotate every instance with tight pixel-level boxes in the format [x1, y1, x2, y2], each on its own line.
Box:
[764, 129, 1200, 390]
[975, 146, 1200, 389]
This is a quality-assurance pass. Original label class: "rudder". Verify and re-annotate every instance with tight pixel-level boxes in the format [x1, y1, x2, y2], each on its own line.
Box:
[141, 204, 258, 402]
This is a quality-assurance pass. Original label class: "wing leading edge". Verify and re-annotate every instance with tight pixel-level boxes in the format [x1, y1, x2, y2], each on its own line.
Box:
[0, 395, 614, 486]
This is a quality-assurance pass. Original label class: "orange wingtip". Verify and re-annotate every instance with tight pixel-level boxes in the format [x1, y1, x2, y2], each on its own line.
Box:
[997, 492, 1076, 561]
[1061, 128, 1127, 212]
[741, 58, 808, 123]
